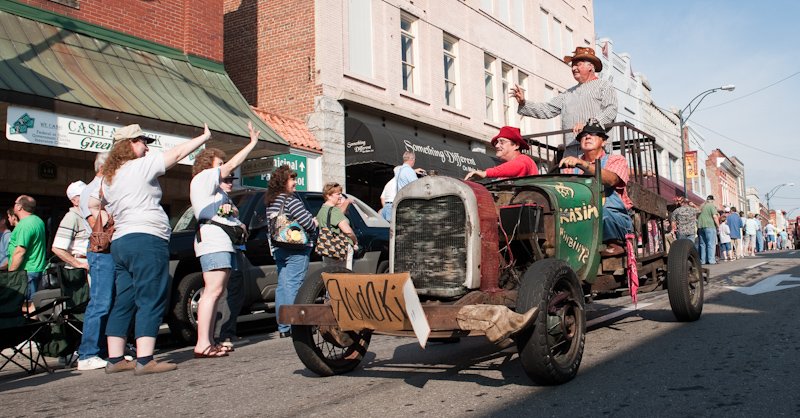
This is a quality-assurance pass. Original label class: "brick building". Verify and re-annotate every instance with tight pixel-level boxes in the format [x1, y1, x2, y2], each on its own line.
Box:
[705, 149, 746, 211]
[0, 0, 287, 240]
[223, 0, 596, 208]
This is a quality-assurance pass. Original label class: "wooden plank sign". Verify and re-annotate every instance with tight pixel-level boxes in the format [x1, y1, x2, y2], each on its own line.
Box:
[322, 272, 431, 347]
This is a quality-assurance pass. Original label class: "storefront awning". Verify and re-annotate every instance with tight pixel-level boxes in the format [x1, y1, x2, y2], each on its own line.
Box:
[345, 117, 498, 178]
[0, 4, 288, 158]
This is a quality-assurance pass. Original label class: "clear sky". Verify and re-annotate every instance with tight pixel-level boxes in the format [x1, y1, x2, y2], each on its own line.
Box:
[594, 0, 799, 215]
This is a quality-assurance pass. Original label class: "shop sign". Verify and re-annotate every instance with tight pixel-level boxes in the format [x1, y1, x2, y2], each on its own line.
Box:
[6, 106, 197, 165]
[241, 154, 307, 191]
[401, 138, 482, 174]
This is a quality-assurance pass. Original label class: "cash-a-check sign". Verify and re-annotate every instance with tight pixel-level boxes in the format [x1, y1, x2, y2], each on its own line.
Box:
[322, 272, 431, 347]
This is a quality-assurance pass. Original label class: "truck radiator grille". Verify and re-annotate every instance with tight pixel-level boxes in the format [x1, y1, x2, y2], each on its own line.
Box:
[394, 195, 467, 297]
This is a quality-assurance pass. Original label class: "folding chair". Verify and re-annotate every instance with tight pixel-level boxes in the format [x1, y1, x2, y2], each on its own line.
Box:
[31, 262, 90, 366]
[0, 270, 69, 375]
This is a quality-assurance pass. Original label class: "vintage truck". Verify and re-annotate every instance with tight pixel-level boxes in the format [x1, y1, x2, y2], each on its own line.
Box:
[279, 122, 705, 385]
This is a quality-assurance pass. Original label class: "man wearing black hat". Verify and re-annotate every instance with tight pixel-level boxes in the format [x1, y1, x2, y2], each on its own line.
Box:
[511, 47, 618, 157]
[697, 195, 720, 264]
[559, 119, 632, 255]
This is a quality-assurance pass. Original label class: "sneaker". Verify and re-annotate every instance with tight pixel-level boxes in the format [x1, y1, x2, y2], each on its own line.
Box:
[134, 360, 177, 376]
[105, 360, 136, 374]
[78, 357, 108, 371]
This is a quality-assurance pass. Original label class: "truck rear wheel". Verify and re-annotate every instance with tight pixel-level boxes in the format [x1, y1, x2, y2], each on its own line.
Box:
[292, 267, 372, 376]
[515, 259, 585, 385]
[667, 239, 703, 321]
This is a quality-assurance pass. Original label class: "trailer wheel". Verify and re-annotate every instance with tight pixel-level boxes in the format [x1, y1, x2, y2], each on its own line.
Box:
[292, 267, 372, 376]
[515, 259, 585, 385]
[667, 238, 703, 321]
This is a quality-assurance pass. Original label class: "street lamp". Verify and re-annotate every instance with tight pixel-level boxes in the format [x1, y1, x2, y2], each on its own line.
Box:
[679, 84, 736, 196]
[765, 182, 794, 213]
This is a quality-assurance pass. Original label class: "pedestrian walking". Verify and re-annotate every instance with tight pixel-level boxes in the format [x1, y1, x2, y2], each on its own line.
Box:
[743, 212, 759, 256]
[765, 222, 777, 250]
[265, 165, 317, 339]
[726, 206, 743, 259]
[103, 123, 211, 375]
[190, 122, 259, 359]
[697, 195, 719, 265]
[718, 215, 732, 261]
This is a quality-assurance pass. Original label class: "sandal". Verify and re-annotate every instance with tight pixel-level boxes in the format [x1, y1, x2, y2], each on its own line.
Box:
[193, 345, 228, 358]
[216, 343, 234, 353]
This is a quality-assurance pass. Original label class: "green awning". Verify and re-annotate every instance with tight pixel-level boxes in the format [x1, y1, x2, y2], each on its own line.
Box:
[0, 3, 289, 158]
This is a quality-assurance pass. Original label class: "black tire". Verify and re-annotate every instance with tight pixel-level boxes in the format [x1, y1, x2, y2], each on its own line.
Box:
[515, 259, 585, 385]
[667, 239, 703, 322]
[168, 273, 204, 345]
[292, 267, 372, 376]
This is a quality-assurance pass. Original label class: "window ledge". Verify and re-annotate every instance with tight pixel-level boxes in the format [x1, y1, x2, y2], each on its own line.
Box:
[442, 106, 470, 120]
[399, 91, 430, 106]
[343, 72, 387, 91]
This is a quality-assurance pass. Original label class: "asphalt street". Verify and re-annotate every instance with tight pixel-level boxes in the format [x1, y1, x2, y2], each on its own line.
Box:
[2, 250, 799, 417]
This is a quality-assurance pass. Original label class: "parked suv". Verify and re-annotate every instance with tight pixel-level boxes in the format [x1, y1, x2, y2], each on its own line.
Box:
[166, 189, 390, 344]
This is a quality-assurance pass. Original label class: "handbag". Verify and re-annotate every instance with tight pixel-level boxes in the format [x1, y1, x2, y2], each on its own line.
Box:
[39, 258, 63, 290]
[314, 206, 349, 260]
[88, 181, 115, 253]
[269, 196, 309, 249]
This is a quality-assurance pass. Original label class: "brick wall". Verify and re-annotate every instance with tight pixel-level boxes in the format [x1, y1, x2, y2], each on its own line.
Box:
[224, 0, 320, 118]
[18, 0, 223, 62]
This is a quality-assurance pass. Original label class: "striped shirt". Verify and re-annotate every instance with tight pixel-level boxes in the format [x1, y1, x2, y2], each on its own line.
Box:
[518, 77, 617, 150]
[52, 207, 89, 257]
[266, 193, 316, 245]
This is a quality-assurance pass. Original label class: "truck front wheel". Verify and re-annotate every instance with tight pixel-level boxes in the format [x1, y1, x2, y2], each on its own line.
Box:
[291, 267, 372, 376]
[515, 259, 586, 385]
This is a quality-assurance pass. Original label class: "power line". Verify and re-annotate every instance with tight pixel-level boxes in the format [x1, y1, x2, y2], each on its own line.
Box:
[698, 71, 800, 112]
[691, 122, 800, 162]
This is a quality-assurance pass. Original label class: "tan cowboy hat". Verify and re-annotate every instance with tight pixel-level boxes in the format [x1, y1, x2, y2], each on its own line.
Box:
[563, 47, 603, 72]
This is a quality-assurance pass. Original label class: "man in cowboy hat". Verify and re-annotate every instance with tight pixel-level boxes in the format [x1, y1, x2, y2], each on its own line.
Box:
[559, 119, 632, 255]
[464, 126, 538, 180]
[510, 46, 618, 157]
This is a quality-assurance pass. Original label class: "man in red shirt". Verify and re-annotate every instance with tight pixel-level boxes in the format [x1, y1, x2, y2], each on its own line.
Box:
[464, 126, 538, 181]
[559, 119, 633, 255]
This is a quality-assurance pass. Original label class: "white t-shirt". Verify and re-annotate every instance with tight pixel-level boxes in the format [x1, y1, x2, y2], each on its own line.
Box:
[190, 167, 242, 256]
[744, 218, 759, 235]
[380, 166, 401, 204]
[718, 223, 731, 244]
[105, 153, 171, 241]
[765, 223, 776, 236]
[80, 176, 102, 232]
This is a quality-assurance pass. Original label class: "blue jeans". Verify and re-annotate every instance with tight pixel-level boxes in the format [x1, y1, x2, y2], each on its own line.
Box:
[602, 207, 633, 242]
[274, 246, 311, 333]
[697, 227, 717, 264]
[381, 202, 393, 222]
[79, 251, 115, 360]
[25, 271, 42, 301]
[106, 234, 170, 339]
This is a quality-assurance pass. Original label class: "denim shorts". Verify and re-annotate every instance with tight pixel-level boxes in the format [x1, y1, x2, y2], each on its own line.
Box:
[200, 251, 237, 272]
[720, 242, 731, 252]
